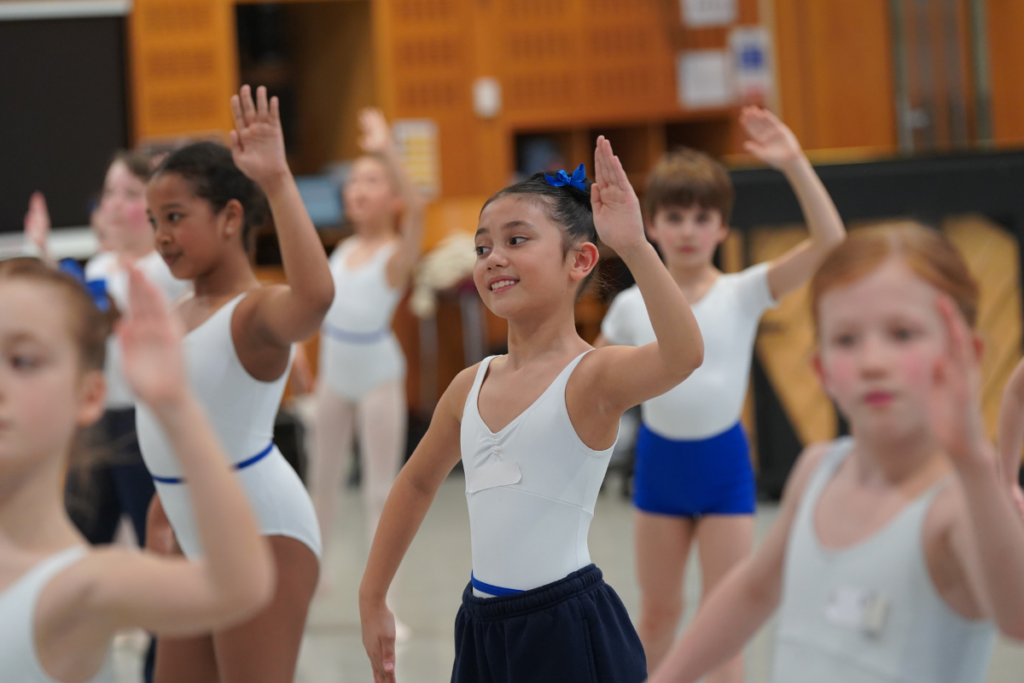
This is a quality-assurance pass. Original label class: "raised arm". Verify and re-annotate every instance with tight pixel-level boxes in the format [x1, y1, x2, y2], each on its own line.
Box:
[24, 191, 52, 260]
[75, 267, 274, 636]
[932, 298, 1024, 640]
[997, 356, 1024, 515]
[740, 107, 846, 300]
[357, 108, 425, 290]
[230, 85, 334, 344]
[584, 136, 703, 414]
[648, 442, 828, 683]
[359, 367, 471, 683]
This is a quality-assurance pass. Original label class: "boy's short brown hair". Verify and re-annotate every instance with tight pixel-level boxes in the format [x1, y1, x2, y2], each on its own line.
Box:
[644, 148, 734, 225]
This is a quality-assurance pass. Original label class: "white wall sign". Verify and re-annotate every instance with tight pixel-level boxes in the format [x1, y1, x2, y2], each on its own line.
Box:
[677, 50, 734, 109]
[392, 119, 441, 200]
[730, 26, 773, 105]
[681, 0, 736, 28]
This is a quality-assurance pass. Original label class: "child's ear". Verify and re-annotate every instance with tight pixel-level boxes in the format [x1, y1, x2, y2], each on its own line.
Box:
[812, 349, 831, 394]
[570, 242, 600, 282]
[645, 221, 659, 244]
[76, 370, 106, 428]
[221, 199, 245, 239]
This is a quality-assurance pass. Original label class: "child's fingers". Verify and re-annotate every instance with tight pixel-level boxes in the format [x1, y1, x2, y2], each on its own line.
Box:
[256, 86, 269, 119]
[230, 94, 245, 132]
[270, 96, 280, 125]
[937, 295, 970, 368]
[240, 84, 257, 124]
[230, 129, 243, 155]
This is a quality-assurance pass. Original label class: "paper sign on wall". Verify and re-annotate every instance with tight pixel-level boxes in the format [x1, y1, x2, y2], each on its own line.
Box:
[392, 119, 440, 200]
[677, 50, 734, 109]
[681, 0, 736, 27]
[730, 26, 773, 105]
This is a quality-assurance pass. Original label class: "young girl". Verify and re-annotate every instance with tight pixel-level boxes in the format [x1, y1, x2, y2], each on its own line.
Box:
[139, 85, 334, 681]
[596, 107, 845, 678]
[310, 108, 422, 579]
[359, 138, 704, 683]
[0, 258, 273, 682]
[27, 152, 191, 549]
[649, 223, 1024, 683]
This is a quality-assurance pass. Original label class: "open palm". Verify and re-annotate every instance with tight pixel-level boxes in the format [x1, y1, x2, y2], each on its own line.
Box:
[359, 108, 394, 155]
[740, 106, 802, 170]
[24, 192, 51, 254]
[230, 84, 289, 189]
[591, 136, 644, 253]
[118, 268, 188, 410]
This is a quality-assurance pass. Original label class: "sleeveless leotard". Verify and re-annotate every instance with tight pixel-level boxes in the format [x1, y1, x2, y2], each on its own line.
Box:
[136, 293, 321, 559]
[320, 238, 405, 401]
[461, 351, 615, 595]
[0, 546, 114, 683]
[772, 439, 996, 683]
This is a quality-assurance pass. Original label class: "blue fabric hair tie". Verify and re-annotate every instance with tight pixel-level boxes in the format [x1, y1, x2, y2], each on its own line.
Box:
[59, 258, 110, 312]
[545, 164, 588, 192]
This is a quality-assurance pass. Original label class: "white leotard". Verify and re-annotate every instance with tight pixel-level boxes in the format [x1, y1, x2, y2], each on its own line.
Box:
[319, 238, 405, 401]
[601, 262, 776, 440]
[136, 293, 321, 559]
[85, 250, 190, 409]
[772, 439, 996, 683]
[461, 351, 616, 596]
[0, 546, 114, 683]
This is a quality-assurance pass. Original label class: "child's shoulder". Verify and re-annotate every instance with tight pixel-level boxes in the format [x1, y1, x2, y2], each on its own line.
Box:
[441, 360, 491, 420]
[783, 438, 849, 502]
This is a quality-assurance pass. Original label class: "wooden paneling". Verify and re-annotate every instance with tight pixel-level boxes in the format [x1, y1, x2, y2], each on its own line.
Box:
[773, 0, 897, 152]
[128, 0, 237, 143]
[986, 0, 1024, 145]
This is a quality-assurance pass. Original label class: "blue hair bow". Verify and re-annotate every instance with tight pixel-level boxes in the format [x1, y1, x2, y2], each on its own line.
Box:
[59, 258, 110, 313]
[544, 164, 588, 192]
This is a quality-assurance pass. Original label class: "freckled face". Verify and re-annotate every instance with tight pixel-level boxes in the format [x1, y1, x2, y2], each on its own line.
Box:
[816, 259, 948, 441]
[0, 282, 103, 477]
[147, 172, 238, 280]
[473, 197, 580, 320]
[648, 204, 727, 269]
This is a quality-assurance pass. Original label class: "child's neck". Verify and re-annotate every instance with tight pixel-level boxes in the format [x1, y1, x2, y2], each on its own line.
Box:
[353, 218, 397, 244]
[665, 260, 719, 292]
[0, 456, 79, 556]
[849, 426, 950, 488]
[193, 248, 259, 299]
[505, 300, 587, 369]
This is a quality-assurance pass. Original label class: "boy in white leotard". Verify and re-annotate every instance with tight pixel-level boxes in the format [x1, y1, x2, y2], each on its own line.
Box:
[309, 109, 423, 591]
[140, 85, 334, 682]
[360, 139, 705, 683]
[597, 107, 846, 678]
[0, 258, 272, 683]
[650, 224, 1024, 683]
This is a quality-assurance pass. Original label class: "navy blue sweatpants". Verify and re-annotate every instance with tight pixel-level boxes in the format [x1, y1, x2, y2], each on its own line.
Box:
[452, 565, 646, 683]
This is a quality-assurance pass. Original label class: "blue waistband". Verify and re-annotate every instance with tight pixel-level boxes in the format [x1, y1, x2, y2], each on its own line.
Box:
[321, 322, 389, 345]
[471, 572, 524, 597]
[151, 442, 274, 485]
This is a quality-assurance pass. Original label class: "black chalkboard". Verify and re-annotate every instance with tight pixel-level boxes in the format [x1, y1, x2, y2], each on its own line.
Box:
[0, 15, 128, 232]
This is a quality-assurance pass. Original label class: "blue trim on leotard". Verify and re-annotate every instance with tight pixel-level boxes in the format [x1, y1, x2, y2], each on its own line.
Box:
[150, 442, 275, 485]
[321, 322, 389, 345]
[471, 572, 524, 597]
[633, 421, 755, 517]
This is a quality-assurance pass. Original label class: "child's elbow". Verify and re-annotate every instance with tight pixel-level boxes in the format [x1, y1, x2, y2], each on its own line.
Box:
[680, 342, 704, 377]
[1000, 613, 1024, 643]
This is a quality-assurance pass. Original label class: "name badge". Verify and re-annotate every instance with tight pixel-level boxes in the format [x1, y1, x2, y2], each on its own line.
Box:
[825, 585, 889, 637]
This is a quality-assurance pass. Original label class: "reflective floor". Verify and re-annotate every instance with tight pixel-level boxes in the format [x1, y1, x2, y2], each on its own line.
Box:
[114, 472, 1024, 682]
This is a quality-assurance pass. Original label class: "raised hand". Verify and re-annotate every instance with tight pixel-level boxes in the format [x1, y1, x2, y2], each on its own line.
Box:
[928, 296, 993, 467]
[229, 84, 290, 190]
[591, 136, 645, 254]
[24, 191, 51, 255]
[117, 267, 188, 412]
[740, 106, 803, 171]
[359, 108, 396, 156]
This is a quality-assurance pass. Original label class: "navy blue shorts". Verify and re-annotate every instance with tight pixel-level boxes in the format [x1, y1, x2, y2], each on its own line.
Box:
[633, 421, 756, 517]
[452, 565, 646, 683]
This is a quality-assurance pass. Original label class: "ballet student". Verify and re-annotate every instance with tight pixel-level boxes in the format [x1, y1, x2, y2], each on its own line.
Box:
[310, 108, 423, 577]
[27, 151, 190, 549]
[596, 106, 845, 677]
[649, 223, 1024, 683]
[0, 258, 273, 682]
[360, 137, 704, 683]
[139, 85, 334, 681]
